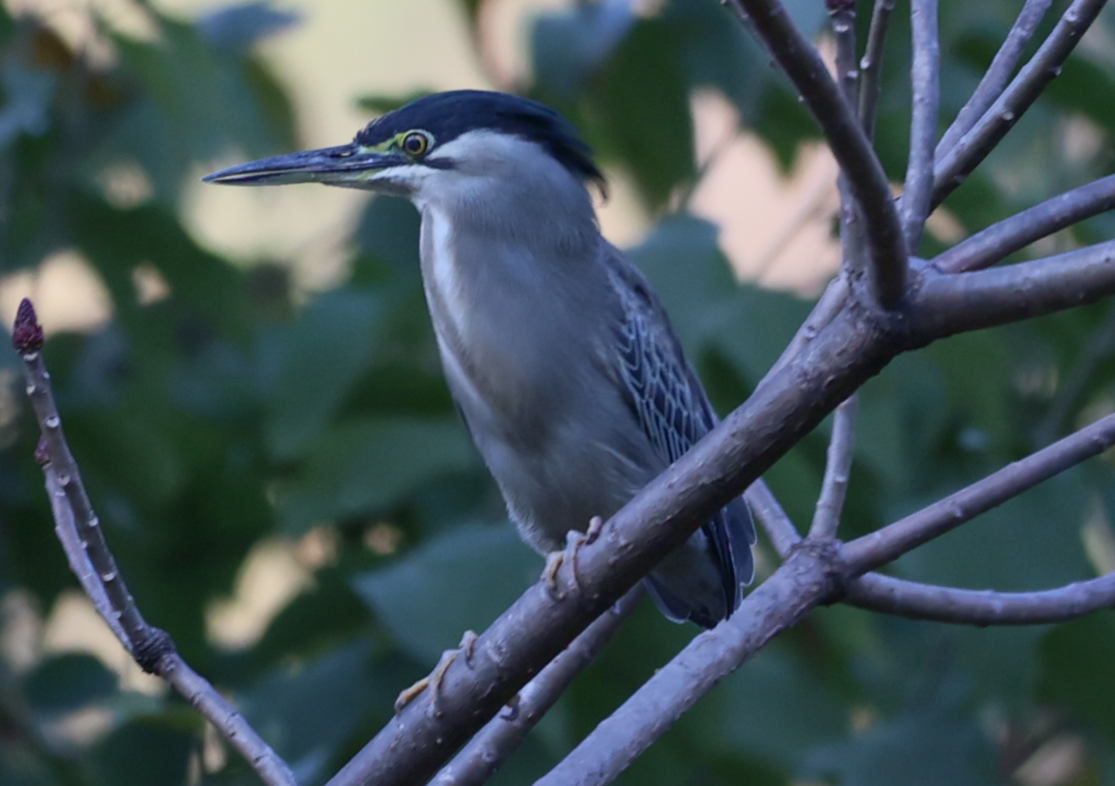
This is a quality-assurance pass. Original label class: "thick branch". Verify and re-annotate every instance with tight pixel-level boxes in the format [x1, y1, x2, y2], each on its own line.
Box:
[932, 0, 1107, 207]
[932, 174, 1115, 273]
[326, 292, 896, 786]
[846, 572, 1115, 624]
[726, 0, 908, 308]
[899, 0, 939, 251]
[936, 0, 1053, 155]
[842, 409, 1115, 575]
[538, 407, 1115, 786]
[912, 241, 1115, 338]
[330, 227, 1115, 785]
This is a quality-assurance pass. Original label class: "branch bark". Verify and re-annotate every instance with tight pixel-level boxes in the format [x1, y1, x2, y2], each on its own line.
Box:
[809, 396, 858, 540]
[842, 408, 1115, 574]
[430, 587, 644, 786]
[726, 0, 908, 307]
[932, 0, 1107, 207]
[846, 572, 1115, 624]
[913, 241, 1115, 337]
[899, 0, 939, 251]
[936, 0, 1053, 155]
[931, 174, 1115, 273]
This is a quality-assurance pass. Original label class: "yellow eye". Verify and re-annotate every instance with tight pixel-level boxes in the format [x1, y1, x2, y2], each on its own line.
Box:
[401, 131, 430, 157]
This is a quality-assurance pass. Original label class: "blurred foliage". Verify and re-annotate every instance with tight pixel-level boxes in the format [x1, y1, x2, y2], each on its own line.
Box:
[0, 1, 1114, 785]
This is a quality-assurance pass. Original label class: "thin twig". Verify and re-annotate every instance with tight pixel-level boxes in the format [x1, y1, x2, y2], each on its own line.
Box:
[809, 396, 858, 540]
[431, 587, 644, 786]
[42, 460, 128, 643]
[858, 0, 896, 137]
[931, 173, 1115, 273]
[11, 299, 298, 786]
[726, 0, 908, 308]
[842, 408, 1115, 575]
[829, 0, 858, 108]
[829, 0, 867, 275]
[937, 0, 1053, 156]
[846, 571, 1115, 624]
[932, 0, 1107, 208]
[745, 480, 801, 558]
[900, 0, 940, 251]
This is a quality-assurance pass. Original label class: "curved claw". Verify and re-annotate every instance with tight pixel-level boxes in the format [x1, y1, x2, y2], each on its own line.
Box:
[541, 516, 606, 600]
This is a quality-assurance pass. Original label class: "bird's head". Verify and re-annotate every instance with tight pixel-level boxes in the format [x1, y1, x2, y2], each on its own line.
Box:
[203, 90, 605, 203]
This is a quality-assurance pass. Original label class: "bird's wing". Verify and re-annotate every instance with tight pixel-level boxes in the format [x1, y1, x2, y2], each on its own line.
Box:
[603, 246, 756, 612]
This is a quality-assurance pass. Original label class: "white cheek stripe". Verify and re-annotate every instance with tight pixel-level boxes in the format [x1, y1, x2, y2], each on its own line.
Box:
[427, 207, 471, 338]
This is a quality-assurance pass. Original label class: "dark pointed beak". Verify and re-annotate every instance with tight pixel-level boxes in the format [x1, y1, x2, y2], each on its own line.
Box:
[203, 143, 405, 186]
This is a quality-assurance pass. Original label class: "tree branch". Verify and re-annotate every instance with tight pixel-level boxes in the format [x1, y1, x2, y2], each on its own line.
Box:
[857, 0, 896, 137]
[931, 174, 1115, 273]
[829, 1, 868, 277]
[726, 0, 908, 308]
[534, 543, 840, 786]
[11, 299, 298, 786]
[936, 0, 1052, 155]
[912, 241, 1115, 337]
[747, 479, 801, 558]
[764, 271, 848, 381]
[809, 396, 858, 540]
[326, 293, 895, 786]
[899, 0, 939, 251]
[430, 587, 644, 786]
[534, 406, 1115, 786]
[846, 572, 1115, 625]
[931, 0, 1107, 208]
[841, 408, 1115, 575]
[328, 227, 1115, 785]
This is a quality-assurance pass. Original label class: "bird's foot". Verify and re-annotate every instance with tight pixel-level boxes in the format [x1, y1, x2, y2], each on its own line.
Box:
[541, 516, 605, 600]
[394, 630, 479, 716]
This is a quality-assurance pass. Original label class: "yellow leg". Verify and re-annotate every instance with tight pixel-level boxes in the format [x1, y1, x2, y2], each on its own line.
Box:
[394, 629, 480, 715]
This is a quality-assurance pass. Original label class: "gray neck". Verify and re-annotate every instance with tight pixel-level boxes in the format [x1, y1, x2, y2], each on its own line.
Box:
[412, 144, 612, 440]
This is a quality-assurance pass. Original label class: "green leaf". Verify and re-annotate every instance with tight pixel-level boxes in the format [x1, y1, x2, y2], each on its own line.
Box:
[1039, 614, 1115, 749]
[353, 523, 539, 664]
[260, 289, 385, 460]
[0, 62, 56, 148]
[626, 213, 810, 384]
[803, 705, 996, 786]
[588, 19, 695, 207]
[84, 715, 195, 786]
[710, 645, 849, 771]
[276, 417, 479, 534]
[23, 654, 117, 715]
[241, 640, 402, 782]
[531, 2, 635, 101]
